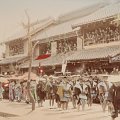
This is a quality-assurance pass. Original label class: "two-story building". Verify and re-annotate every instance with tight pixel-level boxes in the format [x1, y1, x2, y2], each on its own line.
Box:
[0, 17, 56, 75]
[0, 2, 109, 75]
[20, 2, 107, 75]
[66, 2, 120, 74]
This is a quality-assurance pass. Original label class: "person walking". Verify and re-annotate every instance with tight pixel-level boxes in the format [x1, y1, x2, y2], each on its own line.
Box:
[37, 80, 46, 107]
[107, 82, 120, 120]
[9, 81, 15, 101]
[0, 82, 4, 100]
[73, 79, 82, 111]
[80, 81, 88, 111]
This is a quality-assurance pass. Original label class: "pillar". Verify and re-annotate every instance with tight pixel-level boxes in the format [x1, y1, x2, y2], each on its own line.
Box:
[77, 36, 83, 50]
[51, 41, 57, 56]
[33, 44, 39, 58]
[5, 43, 9, 57]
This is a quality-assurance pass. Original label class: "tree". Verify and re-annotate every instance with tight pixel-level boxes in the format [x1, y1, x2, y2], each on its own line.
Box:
[22, 10, 35, 111]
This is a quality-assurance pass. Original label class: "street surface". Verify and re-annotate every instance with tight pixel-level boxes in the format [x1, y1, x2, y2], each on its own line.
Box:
[0, 100, 120, 120]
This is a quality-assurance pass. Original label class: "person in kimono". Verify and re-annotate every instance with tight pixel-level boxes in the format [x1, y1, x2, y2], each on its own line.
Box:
[73, 79, 82, 111]
[30, 80, 37, 102]
[0, 82, 4, 100]
[107, 82, 120, 120]
[60, 78, 71, 110]
[9, 81, 15, 101]
[37, 80, 46, 107]
[15, 81, 22, 102]
[79, 80, 88, 111]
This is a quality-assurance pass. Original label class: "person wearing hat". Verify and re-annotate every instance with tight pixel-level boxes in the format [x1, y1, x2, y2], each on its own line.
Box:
[45, 76, 55, 108]
[56, 81, 63, 109]
[107, 82, 120, 120]
[73, 79, 82, 111]
[97, 76, 111, 112]
[79, 80, 88, 111]
[15, 81, 22, 102]
[37, 80, 46, 107]
[59, 77, 71, 110]
[30, 80, 37, 102]
[9, 81, 15, 101]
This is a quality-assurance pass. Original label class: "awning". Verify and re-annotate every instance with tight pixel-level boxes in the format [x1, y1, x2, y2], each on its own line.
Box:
[0, 56, 28, 65]
[20, 52, 75, 68]
[41, 54, 66, 66]
[72, 2, 120, 28]
[66, 45, 120, 61]
[20, 60, 40, 68]
[41, 52, 75, 66]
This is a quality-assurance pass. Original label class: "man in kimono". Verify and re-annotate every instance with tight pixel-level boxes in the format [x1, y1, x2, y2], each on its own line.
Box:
[107, 82, 120, 120]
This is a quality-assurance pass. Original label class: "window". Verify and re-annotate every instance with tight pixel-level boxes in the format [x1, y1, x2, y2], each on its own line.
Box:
[9, 40, 24, 56]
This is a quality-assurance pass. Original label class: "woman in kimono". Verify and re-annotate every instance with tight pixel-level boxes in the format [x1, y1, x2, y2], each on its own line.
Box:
[9, 81, 15, 101]
[0, 82, 4, 100]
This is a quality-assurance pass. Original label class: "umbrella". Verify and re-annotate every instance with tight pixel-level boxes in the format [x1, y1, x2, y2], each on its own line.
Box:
[22, 72, 38, 80]
[37, 77, 46, 83]
[9, 75, 19, 80]
[107, 75, 120, 83]
[0, 77, 9, 83]
[8, 75, 23, 81]
[107, 75, 120, 87]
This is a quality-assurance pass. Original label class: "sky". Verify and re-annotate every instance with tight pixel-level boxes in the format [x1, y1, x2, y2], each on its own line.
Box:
[0, 0, 106, 42]
[0, 0, 119, 56]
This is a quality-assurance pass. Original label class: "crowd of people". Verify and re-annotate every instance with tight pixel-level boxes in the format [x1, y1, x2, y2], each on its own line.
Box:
[39, 42, 51, 55]
[84, 68, 108, 75]
[0, 72, 120, 120]
[84, 67, 120, 75]
[39, 39, 77, 55]
[82, 18, 120, 46]
[9, 40, 24, 56]
[57, 39, 77, 54]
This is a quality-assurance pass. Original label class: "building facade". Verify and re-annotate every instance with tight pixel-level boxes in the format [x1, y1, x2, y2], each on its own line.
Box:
[1, 2, 117, 75]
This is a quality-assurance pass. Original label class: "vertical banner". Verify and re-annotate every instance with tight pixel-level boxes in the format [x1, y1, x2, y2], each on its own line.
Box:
[61, 59, 67, 75]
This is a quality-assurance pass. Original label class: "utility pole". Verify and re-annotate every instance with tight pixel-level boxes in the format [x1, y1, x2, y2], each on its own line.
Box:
[23, 10, 35, 111]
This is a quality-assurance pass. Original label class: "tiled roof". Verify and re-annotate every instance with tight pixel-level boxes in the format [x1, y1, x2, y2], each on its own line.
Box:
[4, 17, 55, 43]
[72, 2, 120, 28]
[4, 2, 106, 43]
[0, 56, 28, 65]
[20, 52, 75, 68]
[66, 45, 120, 61]
[41, 52, 74, 66]
[32, 3, 107, 42]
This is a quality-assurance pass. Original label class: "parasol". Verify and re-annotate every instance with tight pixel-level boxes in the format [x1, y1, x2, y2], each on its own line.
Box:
[0, 77, 9, 83]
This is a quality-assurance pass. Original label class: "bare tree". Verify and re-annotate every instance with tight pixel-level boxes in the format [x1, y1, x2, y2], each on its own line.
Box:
[22, 10, 35, 111]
